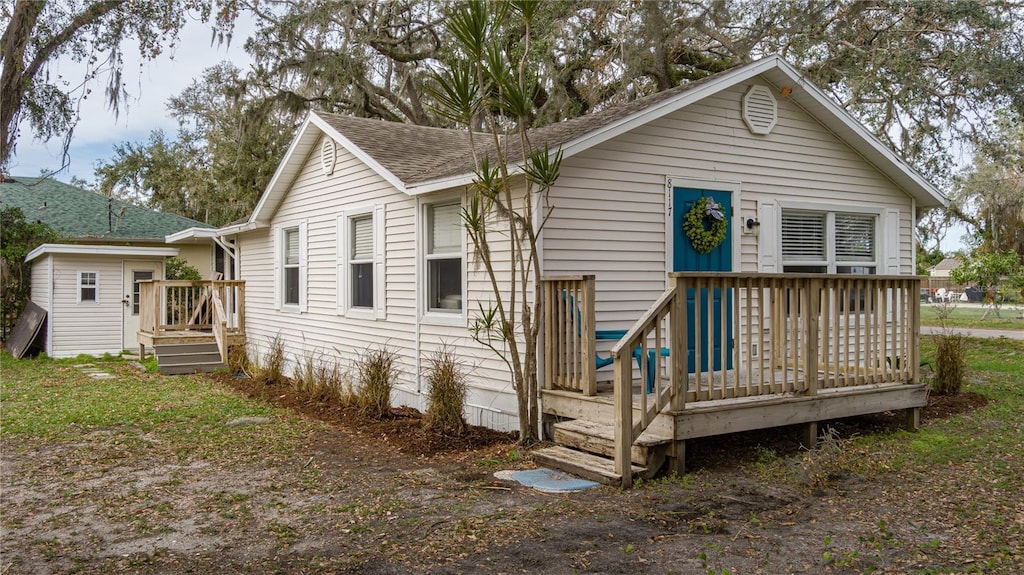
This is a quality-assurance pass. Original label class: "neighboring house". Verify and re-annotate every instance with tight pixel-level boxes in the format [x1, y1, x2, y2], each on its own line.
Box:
[0, 176, 222, 357]
[218, 56, 946, 482]
[929, 257, 962, 277]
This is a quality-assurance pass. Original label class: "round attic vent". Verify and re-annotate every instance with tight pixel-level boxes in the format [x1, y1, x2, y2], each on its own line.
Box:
[321, 138, 337, 176]
[742, 85, 778, 135]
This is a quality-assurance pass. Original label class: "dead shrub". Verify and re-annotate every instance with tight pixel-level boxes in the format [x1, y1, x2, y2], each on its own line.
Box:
[315, 359, 356, 405]
[227, 344, 249, 374]
[423, 345, 468, 435]
[932, 331, 967, 396]
[244, 334, 287, 385]
[355, 346, 399, 419]
[795, 427, 857, 493]
[293, 353, 317, 395]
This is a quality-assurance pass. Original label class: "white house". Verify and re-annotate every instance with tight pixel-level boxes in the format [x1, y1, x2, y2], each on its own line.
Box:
[218, 55, 946, 447]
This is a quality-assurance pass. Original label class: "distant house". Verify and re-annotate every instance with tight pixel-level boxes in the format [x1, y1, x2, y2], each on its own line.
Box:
[0, 176, 224, 357]
[929, 257, 962, 278]
[214, 53, 942, 452]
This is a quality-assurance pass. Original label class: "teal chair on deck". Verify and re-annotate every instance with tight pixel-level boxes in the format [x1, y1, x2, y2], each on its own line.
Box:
[565, 293, 668, 392]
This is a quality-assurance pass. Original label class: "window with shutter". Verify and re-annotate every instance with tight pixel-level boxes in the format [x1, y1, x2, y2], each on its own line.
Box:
[283, 227, 300, 305]
[350, 214, 374, 309]
[426, 202, 462, 312]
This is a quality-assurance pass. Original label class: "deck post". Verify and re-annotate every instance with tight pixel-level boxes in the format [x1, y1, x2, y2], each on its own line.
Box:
[903, 407, 921, 431]
[670, 275, 686, 412]
[800, 422, 819, 448]
[667, 438, 686, 476]
[138, 343, 146, 360]
[613, 356, 633, 488]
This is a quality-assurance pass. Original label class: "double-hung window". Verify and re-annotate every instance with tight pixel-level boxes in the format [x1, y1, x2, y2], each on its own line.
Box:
[338, 206, 385, 318]
[78, 271, 98, 303]
[283, 227, 300, 305]
[781, 209, 878, 274]
[350, 214, 374, 309]
[425, 202, 463, 313]
[276, 221, 307, 311]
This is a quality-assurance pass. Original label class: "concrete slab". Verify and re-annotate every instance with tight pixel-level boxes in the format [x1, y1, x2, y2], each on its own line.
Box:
[494, 468, 599, 493]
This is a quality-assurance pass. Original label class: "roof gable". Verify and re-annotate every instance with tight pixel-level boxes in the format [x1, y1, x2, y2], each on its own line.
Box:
[244, 55, 946, 226]
[0, 177, 211, 241]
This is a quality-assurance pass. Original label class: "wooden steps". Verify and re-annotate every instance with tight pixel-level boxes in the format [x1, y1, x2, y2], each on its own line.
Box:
[553, 419, 670, 467]
[531, 445, 646, 486]
[155, 342, 225, 375]
[534, 419, 673, 486]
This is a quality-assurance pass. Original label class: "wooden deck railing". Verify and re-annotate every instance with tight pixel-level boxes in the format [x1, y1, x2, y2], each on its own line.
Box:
[138, 280, 245, 337]
[540, 273, 922, 487]
[542, 275, 598, 396]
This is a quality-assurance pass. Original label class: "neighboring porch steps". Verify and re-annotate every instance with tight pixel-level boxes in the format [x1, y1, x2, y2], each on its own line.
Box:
[533, 419, 672, 486]
[155, 342, 225, 375]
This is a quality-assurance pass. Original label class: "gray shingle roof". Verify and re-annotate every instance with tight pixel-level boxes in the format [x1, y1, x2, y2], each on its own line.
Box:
[0, 176, 211, 241]
[317, 71, 723, 187]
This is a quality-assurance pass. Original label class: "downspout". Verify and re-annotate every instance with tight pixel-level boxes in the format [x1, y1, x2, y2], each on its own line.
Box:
[46, 256, 54, 355]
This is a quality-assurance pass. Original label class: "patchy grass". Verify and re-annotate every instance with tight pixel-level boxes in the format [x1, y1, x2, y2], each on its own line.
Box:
[920, 303, 1024, 329]
[2, 339, 1023, 574]
[0, 353, 313, 459]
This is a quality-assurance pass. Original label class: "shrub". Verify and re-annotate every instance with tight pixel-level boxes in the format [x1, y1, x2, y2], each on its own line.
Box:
[244, 334, 287, 385]
[795, 427, 857, 493]
[423, 345, 468, 435]
[315, 358, 355, 405]
[355, 346, 399, 419]
[932, 331, 967, 396]
[292, 350, 356, 405]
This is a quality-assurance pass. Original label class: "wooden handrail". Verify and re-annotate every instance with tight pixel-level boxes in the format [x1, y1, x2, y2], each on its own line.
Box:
[541, 275, 598, 396]
[138, 280, 246, 338]
[211, 290, 228, 364]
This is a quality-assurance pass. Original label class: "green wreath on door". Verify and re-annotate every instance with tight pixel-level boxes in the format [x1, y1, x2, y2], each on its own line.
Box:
[683, 197, 728, 254]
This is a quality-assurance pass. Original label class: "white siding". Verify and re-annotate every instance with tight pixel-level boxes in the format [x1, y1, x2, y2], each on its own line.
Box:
[30, 256, 50, 311]
[237, 137, 522, 430]
[48, 255, 123, 357]
[544, 78, 917, 331]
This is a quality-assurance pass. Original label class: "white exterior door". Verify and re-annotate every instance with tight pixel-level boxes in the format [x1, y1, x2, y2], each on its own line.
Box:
[122, 261, 160, 351]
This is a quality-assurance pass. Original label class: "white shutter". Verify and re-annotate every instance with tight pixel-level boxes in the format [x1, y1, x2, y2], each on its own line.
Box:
[430, 203, 461, 254]
[758, 201, 778, 272]
[336, 215, 345, 314]
[352, 216, 374, 260]
[273, 226, 281, 310]
[781, 211, 825, 262]
[374, 204, 386, 319]
[835, 214, 876, 262]
[884, 208, 900, 274]
[298, 220, 308, 313]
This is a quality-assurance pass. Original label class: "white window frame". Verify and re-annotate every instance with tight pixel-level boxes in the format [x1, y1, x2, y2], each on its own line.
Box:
[274, 221, 307, 312]
[77, 271, 98, 304]
[420, 198, 465, 326]
[337, 205, 385, 320]
[778, 202, 883, 274]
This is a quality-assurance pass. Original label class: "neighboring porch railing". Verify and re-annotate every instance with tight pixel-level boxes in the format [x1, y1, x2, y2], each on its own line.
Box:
[138, 280, 246, 338]
[542, 273, 921, 487]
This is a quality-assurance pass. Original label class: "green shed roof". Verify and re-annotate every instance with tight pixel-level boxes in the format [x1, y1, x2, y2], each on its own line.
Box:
[0, 176, 211, 242]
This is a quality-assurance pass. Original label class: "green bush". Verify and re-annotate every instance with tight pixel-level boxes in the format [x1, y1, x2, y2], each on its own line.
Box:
[423, 345, 468, 435]
[355, 346, 399, 419]
[932, 332, 967, 396]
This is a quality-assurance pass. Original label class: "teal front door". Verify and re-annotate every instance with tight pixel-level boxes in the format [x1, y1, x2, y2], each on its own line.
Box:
[672, 187, 733, 371]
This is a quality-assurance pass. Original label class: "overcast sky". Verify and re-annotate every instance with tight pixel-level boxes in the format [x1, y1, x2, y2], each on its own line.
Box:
[9, 16, 253, 186]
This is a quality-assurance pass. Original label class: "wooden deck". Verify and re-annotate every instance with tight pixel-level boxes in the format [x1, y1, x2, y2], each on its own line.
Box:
[137, 280, 246, 362]
[539, 273, 924, 487]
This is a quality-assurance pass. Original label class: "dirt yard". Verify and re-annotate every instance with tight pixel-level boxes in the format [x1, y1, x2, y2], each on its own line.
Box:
[2, 368, 1017, 575]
